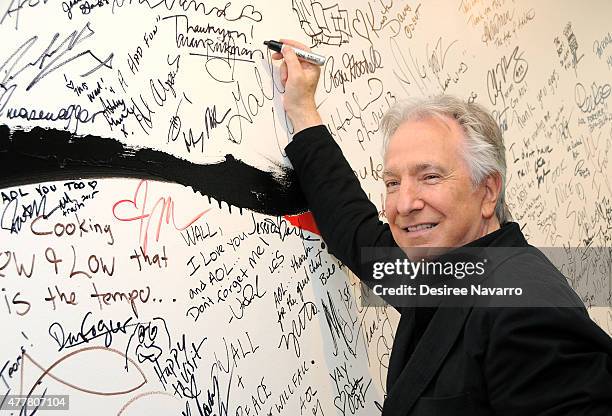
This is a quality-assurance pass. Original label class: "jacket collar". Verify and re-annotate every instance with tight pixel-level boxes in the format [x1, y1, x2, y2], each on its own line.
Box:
[383, 222, 529, 415]
[465, 221, 528, 248]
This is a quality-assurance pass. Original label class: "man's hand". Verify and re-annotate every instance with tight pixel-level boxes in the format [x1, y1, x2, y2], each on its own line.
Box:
[272, 39, 323, 133]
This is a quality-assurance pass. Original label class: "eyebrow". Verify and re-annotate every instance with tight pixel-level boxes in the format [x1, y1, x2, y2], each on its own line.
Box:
[383, 163, 447, 177]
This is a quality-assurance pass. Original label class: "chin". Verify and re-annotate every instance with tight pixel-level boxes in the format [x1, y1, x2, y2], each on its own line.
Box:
[400, 244, 448, 262]
[399, 235, 439, 248]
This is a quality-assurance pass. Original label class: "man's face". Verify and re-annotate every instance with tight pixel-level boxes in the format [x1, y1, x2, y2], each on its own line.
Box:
[383, 115, 491, 249]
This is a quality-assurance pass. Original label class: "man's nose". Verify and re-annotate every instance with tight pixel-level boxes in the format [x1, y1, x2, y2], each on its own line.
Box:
[396, 181, 425, 215]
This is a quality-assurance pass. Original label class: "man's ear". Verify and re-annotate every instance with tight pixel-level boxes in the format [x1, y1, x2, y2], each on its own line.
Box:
[481, 172, 502, 219]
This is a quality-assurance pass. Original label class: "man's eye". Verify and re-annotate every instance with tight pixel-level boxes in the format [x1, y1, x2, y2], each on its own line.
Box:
[424, 174, 441, 182]
[385, 180, 399, 189]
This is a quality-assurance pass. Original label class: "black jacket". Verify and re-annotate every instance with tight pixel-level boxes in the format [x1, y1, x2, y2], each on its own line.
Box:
[285, 125, 612, 416]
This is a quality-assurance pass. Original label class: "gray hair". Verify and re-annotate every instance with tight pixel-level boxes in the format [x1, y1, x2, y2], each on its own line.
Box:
[380, 95, 512, 224]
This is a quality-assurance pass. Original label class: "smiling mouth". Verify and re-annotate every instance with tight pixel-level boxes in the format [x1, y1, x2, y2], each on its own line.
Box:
[403, 223, 438, 233]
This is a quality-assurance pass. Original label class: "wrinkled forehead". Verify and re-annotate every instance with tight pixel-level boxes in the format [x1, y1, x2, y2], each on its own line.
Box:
[383, 113, 467, 164]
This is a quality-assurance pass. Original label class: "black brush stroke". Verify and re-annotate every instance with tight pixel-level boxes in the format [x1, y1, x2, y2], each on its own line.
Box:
[0, 125, 308, 216]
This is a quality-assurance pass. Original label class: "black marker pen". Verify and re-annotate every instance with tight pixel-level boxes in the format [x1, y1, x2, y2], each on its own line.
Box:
[264, 40, 326, 66]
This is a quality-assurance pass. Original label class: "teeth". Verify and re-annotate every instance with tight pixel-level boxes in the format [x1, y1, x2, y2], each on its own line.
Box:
[406, 224, 435, 232]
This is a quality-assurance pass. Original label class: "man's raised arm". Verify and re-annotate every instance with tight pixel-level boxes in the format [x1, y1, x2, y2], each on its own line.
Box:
[274, 40, 394, 279]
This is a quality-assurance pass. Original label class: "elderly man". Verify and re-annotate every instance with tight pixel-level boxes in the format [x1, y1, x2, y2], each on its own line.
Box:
[273, 41, 612, 415]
